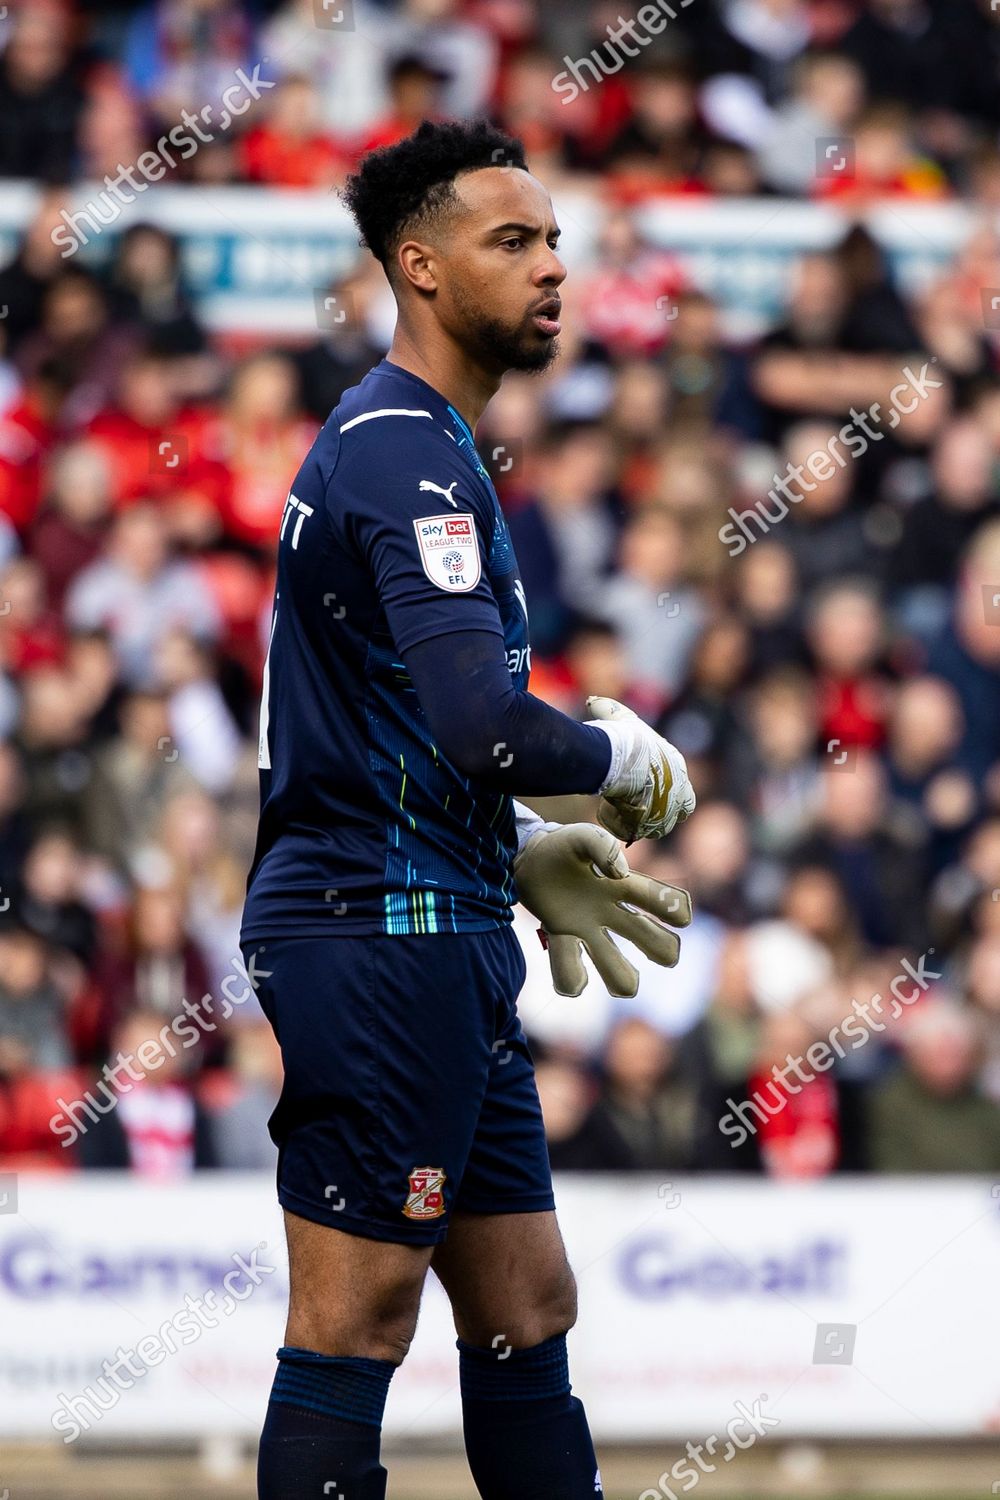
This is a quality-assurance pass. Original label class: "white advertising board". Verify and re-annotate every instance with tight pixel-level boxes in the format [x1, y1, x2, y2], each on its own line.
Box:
[0, 183, 983, 335]
[0, 1174, 997, 1443]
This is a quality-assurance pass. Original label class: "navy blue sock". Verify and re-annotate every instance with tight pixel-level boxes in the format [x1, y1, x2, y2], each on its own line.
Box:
[257, 1345, 394, 1500]
[458, 1333, 603, 1499]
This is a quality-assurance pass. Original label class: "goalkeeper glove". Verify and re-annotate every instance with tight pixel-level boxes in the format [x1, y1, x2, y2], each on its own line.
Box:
[512, 819, 693, 998]
[585, 695, 696, 842]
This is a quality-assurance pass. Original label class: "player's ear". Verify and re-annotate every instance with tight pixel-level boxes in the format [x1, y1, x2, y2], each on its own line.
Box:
[396, 240, 439, 295]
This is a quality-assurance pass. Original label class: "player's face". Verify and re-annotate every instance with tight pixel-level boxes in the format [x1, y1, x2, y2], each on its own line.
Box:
[438, 167, 566, 374]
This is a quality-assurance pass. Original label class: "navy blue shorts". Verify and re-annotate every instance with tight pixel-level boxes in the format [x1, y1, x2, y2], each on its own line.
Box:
[242, 926, 555, 1245]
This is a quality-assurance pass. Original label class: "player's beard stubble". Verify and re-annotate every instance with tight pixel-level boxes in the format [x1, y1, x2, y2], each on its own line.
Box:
[450, 281, 561, 375]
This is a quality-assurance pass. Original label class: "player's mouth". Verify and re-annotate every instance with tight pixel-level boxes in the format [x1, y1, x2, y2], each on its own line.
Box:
[530, 298, 562, 337]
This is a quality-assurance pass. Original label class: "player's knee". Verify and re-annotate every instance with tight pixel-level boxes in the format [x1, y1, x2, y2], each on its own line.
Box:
[368, 1313, 418, 1366]
[516, 1260, 578, 1346]
[539, 1261, 578, 1337]
[286, 1303, 419, 1364]
[287, 1272, 423, 1364]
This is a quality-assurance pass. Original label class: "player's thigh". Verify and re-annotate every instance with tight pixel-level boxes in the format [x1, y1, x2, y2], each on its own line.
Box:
[246, 931, 503, 1246]
[452, 929, 556, 1225]
[431, 1208, 577, 1350]
[283, 1208, 432, 1362]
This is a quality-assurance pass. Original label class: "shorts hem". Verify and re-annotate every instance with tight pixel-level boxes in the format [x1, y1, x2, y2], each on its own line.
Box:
[277, 1187, 450, 1245]
[453, 1192, 556, 1217]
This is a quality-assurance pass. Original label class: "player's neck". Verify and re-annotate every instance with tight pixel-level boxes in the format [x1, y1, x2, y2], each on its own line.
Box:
[385, 331, 499, 434]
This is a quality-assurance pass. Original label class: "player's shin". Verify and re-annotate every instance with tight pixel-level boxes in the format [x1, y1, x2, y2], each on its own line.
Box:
[256, 1345, 395, 1500]
[458, 1333, 604, 1499]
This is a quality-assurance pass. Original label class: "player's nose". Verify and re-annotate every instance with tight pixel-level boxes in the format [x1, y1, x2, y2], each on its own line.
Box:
[534, 245, 566, 288]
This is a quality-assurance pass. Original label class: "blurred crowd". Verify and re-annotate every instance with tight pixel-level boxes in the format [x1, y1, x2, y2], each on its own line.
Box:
[2, 0, 1000, 1181]
[6, 0, 1000, 201]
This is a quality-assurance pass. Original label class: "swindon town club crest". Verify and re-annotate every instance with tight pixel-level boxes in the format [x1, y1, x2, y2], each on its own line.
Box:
[403, 1165, 447, 1220]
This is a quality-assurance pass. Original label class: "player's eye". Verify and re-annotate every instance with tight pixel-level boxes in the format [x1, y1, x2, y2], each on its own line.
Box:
[499, 236, 524, 250]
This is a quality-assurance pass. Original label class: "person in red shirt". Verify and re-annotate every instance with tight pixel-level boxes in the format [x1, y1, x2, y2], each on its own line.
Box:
[0, 358, 73, 535]
[352, 53, 449, 159]
[199, 353, 318, 550]
[748, 1008, 841, 1177]
[807, 579, 891, 755]
[814, 103, 949, 202]
[0, 556, 66, 672]
[86, 349, 218, 534]
[576, 213, 686, 359]
[240, 75, 351, 190]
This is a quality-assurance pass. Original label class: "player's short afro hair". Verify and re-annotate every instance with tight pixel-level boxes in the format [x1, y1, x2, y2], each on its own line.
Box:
[341, 118, 528, 273]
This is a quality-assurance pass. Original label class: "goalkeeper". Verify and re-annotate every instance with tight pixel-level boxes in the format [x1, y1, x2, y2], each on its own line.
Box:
[240, 118, 694, 1500]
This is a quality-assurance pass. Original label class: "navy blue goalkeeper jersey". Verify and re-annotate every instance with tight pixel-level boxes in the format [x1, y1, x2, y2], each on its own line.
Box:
[239, 359, 532, 940]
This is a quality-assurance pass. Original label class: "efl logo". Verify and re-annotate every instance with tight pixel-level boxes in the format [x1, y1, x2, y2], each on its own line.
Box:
[403, 1166, 446, 1220]
[413, 513, 481, 593]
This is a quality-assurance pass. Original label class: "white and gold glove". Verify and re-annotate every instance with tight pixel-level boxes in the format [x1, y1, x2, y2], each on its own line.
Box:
[585, 695, 696, 843]
[512, 815, 693, 998]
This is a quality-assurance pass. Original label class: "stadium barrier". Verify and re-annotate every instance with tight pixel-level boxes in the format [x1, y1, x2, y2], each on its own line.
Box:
[0, 1173, 996, 1442]
[0, 182, 974, 336]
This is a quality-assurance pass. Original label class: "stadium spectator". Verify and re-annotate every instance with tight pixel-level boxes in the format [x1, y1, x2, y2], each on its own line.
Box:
[576, 213, 685, 359]
[813, 103, 949, 202]
[578, 1017, 699, 1170]
[0, 190, 72, 356]
[28, 440, 114, 610]
[240, 75, 351, 190]
[121, 0, 256, 123]
[156, 787, 248, 997]
[205, 1020, 281, 1169]
[65, 502, 221, 687]
[12, 828, 97, 965]
[593, 506, 706, 713]
[883, 675, 971, 872]
[76, 1007, 220, 1173]
[106, 224, 212, 377]
[0, 6, 83, 183]
[199, 353, 317, 548]
[17, 270, 140, 432]
[353, 52, 452, 159]
[746, 1007, 842, 1178]
[603, 58, 714, 198]
[96, 687, 199, 869]
[534, 1055, 604, 1171]
[87, 886, 213, 1061]
[292, 262, 388, 424]
[791, 751, 927, 949]
[0, 925, 71, 1073]
[0, 360, 76, 535]
[867, 1000, 1000, 1173]
[152, 627, 243, 795]
[759, 50, 865, 194]
[927, 520, 1000, 780]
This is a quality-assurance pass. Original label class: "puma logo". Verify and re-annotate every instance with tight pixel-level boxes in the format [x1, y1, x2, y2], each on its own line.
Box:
[418, 479, 459, 507]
